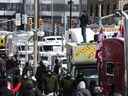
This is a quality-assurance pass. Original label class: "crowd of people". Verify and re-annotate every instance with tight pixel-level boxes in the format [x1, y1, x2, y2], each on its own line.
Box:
[0, 54, 104, 96]
[0, 55, 123, 96]
[0, 25, 125, 96]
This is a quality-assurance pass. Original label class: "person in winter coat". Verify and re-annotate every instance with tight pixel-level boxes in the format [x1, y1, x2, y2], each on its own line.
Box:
[89, 80, 98, 96]
[74, 81, 91, 96]
[45, 70, 59, 95]
[18, 79, 42, 96]
[35, 61, 47, 93]
[10, 68, 22, 95]
[54, 58, 60, 75]
[22, 62, 33, 79]
[0, 79, 13, 96]
[61, 73, 74, 96]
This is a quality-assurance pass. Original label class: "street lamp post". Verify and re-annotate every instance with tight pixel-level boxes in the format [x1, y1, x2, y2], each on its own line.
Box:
[98, 0, 103, 26]
[33, 0, 38, 73]
[51, 0, 54, 35]
[68, 0, 73, 29]
[67, 0, 73, 72]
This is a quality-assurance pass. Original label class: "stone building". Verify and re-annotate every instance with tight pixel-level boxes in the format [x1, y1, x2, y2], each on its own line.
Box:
[87, 0, 128, 17]
[87, 0, 128, 24]
[0, 0, 88, 33]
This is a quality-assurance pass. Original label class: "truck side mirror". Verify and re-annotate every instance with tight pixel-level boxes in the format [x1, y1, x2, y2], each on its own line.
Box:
[94, 34, 98, 42]
[69, 34, 72, 40]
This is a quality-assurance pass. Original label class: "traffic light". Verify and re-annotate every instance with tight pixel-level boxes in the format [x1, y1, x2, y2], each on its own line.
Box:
[28, 18, 33, 25]
[114, 17, 120, 26]
[28, 17, 33, 31]
[39, 18, 43, 28]
[113, 10, 122, 26]
[95, 17, 100, 25]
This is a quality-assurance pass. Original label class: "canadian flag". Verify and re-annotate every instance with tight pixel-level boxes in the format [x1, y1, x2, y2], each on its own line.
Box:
[118, 16, 125, 37]
[119, 24, 125, 37]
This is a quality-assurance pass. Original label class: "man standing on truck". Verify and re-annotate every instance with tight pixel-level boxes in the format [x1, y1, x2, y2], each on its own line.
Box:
[79, 11, 89, 43]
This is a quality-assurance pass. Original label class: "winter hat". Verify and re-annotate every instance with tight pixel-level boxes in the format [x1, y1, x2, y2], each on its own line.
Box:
[77, 81, 86, 89]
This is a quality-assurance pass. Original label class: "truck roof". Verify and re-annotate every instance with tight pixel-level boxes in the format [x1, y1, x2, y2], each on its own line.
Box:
[65, 28, 95, 43]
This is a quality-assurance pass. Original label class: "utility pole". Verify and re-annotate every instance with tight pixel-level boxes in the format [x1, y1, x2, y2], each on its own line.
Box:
[79, 0, 87, 15]
[79, 0, 82, 15]
[98, 0, 103, 26]
[51, 0, 54, 35]
[23, 0, 27, 31]
[67, 0, 73, 72]
[19, 0, 25, 30]
[33, 0, 38, 73]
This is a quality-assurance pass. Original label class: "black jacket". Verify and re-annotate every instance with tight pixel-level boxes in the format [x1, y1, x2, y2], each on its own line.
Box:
[19, 79, 42, 96]
[0, 87, 13, 96]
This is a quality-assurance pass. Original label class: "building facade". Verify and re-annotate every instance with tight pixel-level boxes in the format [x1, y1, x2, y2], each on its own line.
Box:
[1, 0, 128, 31]
[26, 0, 87, 35]
[0, 0, 23, 31]
[88, 0, 128, 17]
[87, 0, 128, 24]
[0, 0, 88, 33]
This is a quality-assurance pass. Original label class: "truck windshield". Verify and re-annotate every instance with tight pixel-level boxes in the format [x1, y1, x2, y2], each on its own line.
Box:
[63, 59, 68, 64]
[77, 68, 97, 77]
[73, 64, 98, 84]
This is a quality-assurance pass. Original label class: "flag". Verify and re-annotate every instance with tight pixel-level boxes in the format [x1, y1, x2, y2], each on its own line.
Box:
[119, 24, 125, 37]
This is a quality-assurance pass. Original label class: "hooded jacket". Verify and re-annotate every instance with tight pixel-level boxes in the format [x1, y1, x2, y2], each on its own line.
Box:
[75, 81, 91, 96]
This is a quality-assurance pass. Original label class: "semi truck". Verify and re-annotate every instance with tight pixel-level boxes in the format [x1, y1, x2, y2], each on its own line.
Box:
[65, 27, 98, 84]
[66, 42, 98, 83]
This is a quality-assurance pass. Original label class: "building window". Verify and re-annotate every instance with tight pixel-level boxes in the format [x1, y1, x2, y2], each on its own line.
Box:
[40, 4, 51, 11]
[72, 5, 79, 11]
[107, 5, 109, 15]
[101, 4, 103, 16]
[54, 4, 65, 11]
[123, 4, 128, 10]
[113, 4, 116, 10]
[11, 4, 16, 10]
[106, 62, 114, 76]
[95, 4, 98, 17]
[90, 4, 93, 16]
[1, 40, 3, 43]
[43, 46, 53, 51]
